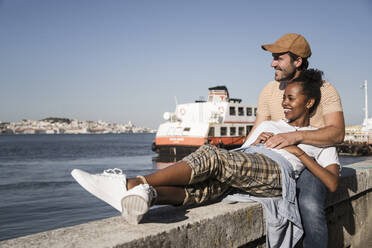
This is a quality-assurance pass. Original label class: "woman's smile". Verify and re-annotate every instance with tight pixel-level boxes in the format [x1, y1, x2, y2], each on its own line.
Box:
[282, 82, 312, 127]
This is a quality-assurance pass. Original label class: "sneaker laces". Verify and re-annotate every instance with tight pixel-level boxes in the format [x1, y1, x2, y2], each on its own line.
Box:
[147, 185, 158, 206]
[103, 168, 124, 175]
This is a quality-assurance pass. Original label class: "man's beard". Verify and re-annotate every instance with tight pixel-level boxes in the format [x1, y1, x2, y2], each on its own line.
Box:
[275, 69, 297, 82]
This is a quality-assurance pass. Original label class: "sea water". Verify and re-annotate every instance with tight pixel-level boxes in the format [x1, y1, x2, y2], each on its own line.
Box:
[0, 133, 158, 241]
[0, 133, 370, 241]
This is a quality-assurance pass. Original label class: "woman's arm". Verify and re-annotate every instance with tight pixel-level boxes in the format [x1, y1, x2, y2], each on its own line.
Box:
[282, 146, 340, 192]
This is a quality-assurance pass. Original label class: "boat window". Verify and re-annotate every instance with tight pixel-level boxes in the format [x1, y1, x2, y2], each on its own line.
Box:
[184, 127, 190, 131]
[230, 127, 236, 136]
[221, 127, 227, 136]
[254, 108, 257, 116]
[238, 107, 244, 116]
[246, 125, 252, 135]
[246, 107, 252, 116]
[229, 107, 236, 116]
[208, 127, 215, 137]
[238, 127, 244, 136]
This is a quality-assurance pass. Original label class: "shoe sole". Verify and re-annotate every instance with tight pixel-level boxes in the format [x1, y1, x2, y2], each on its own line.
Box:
[71, 169, 122, 212]
[121, 194, 149, 225]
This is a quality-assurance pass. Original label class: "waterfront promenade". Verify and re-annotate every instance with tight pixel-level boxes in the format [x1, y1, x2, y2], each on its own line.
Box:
[1, 159, 372, 248]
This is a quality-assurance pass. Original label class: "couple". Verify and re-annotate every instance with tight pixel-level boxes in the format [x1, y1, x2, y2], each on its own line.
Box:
[72, 34, 344, 247]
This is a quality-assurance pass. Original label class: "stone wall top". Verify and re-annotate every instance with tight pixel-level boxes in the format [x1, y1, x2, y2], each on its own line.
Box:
[1, 160, 372, 248]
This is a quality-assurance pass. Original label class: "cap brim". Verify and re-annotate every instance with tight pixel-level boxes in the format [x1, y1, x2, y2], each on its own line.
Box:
[261, 44, 289, 54]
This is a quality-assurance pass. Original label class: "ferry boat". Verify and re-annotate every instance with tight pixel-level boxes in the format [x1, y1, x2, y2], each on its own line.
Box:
[152, 86, 257, 157]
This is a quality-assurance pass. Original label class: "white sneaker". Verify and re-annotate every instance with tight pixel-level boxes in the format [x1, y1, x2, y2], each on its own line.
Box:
[121, 184, 157, 224]
[71, 168, 127, 212]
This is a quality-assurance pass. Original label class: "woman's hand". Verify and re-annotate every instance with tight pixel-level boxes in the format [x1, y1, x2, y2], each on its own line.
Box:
[283, 146, 340, 192]
[282, 145, 304, 157]
[252, 132, 274, 145]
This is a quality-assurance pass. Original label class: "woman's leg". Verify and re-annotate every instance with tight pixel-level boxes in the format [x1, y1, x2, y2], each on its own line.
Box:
[126, 145, 236, 206]
[183, 179, 231, 205]
[154, 186, 186, 205]
[128, 145, 282, 205]
[127, 160, 192, 189]
[153, 179, 231, 206]
[127, 160, 230, 206]
[127, 144, 230, 191]
[122, 179, 230, 224]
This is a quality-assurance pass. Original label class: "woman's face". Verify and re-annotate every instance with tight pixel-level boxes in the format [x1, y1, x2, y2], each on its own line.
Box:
[282, 82, 313, 125]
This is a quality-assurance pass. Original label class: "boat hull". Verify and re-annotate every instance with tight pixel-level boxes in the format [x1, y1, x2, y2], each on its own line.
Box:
[153, 85, 256, 158]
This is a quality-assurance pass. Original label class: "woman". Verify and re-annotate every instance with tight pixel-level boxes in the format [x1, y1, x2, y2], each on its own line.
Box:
[72, 69, 340, 243]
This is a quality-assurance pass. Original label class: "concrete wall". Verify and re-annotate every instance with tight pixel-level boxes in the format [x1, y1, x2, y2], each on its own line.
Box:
[326, 162, 372, 248]
[1, 161, 372, 248]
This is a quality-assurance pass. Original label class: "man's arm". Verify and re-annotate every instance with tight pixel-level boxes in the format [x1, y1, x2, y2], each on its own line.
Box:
[264, 111, 345, 149]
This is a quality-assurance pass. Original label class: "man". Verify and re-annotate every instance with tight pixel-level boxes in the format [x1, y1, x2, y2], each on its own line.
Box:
[252, 33, 345, 247]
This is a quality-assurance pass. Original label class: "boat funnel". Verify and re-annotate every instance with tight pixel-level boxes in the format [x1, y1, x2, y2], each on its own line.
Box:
[208, 86, 229, 102]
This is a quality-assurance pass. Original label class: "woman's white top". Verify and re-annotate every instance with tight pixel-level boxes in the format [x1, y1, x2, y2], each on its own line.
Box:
[241, 120, 340, 177]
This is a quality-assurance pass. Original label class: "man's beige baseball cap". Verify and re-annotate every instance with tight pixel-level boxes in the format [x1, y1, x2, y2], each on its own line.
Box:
[261, 33, 312, 58]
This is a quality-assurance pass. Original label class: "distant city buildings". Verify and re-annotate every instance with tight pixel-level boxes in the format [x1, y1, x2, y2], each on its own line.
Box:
[0, 118, 156, 135]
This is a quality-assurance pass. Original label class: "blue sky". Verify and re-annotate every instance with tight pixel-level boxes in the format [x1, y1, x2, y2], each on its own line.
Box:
[1, 0, 371, 128]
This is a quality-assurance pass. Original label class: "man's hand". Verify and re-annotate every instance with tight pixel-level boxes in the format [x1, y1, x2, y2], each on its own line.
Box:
[264, 132, 302, 149]
[252, 132, 274, 146]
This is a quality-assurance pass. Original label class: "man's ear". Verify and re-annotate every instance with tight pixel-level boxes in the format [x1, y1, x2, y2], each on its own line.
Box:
[306, 98, 315, 110]
[294, 57, 303, 69]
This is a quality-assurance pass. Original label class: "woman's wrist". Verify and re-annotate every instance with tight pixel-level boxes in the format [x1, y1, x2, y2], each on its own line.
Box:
[297, 151, 306, 158]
